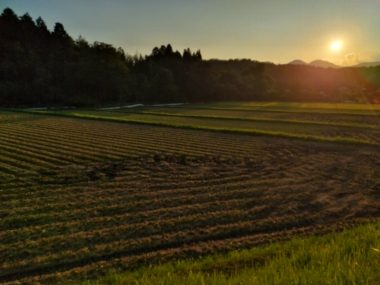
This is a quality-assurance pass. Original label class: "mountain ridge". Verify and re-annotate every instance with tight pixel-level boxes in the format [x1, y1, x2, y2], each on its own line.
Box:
[288, 59, 380, 68]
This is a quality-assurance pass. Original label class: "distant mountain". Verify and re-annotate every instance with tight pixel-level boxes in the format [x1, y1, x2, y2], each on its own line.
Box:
[288, 59, 380, 68]
[309, 60, 339, 68]
[288, 59, 307, 65]
[288, 59, 339, 68]
[355, 61, 380, 67]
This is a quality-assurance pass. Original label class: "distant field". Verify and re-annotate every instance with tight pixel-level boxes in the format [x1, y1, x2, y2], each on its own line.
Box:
[1, 103, 379, 284]
[188, 102, 380, 114]
[33, 103, 380, 145]
[135, 106, 380, 127]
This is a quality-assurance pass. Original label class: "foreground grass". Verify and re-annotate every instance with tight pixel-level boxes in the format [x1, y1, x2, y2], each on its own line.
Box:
[80, 221, 380, 285]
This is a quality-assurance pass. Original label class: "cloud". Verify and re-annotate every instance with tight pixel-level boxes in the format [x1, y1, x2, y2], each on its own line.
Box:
[343, 53, 359, 66]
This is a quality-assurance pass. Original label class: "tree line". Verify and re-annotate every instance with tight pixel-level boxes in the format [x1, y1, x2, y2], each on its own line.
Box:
[0, 8, 379, 107]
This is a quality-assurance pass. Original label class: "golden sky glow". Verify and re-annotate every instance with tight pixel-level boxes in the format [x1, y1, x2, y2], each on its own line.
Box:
[3, 0, 380, 65]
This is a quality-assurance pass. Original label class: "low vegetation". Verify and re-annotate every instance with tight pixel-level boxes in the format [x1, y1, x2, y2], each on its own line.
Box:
[81, 221, 380, 285]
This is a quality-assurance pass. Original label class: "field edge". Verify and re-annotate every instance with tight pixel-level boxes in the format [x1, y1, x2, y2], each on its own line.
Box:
[75, 219, 380, 285]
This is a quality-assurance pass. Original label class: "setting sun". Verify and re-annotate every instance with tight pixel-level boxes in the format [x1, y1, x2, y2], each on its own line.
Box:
[330, 39, 343, 52]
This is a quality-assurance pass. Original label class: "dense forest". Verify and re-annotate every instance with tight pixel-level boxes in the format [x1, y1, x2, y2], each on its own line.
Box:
[1, 8, 380, 107]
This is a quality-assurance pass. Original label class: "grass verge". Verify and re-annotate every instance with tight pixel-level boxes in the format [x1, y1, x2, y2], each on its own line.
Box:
[178, 103, 380, 116]
[137, 110, 380, 130]
[79, 220, 380, 285]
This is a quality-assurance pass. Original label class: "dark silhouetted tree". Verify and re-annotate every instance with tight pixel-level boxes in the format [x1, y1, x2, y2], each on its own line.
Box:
[36, 17, 49, 34]
[52, 22, 72, 45]
[1, 7, 17, 21]
[1, 8, 380, 107]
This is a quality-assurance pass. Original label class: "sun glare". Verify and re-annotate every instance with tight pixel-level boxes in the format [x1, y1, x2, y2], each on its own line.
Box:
[330, 39, 343, 53]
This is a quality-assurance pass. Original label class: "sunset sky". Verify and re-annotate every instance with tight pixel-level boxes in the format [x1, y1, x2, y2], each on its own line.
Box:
[2, 0, 379, 65]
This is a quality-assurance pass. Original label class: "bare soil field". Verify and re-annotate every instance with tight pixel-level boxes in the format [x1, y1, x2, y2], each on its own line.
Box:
[0, 111, 379, 284]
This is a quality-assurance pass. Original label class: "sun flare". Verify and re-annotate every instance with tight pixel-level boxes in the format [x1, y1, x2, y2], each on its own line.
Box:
[330, 39, 343, 53]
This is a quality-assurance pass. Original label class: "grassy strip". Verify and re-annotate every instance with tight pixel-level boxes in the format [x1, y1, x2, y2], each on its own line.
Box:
[175, 105, 380, 116]
[79, 220, 380, 285]
[137, 110, 380, 130]
[196, 101, 380, 110]
[17, 110, 380, 147]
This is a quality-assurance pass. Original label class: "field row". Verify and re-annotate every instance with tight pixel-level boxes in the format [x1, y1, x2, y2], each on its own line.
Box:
[5, 222, 352, 285]
[37, 110, 380, 145]
[179, 102, 380, 115]
[135, 107, 380, 128]
[0, 113, 282, 178]
[1, 139, 379, 282]
[74, 221, 380, 285]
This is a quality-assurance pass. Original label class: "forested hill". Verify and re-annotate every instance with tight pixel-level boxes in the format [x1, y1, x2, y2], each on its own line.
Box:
[1, 8, 380, 107]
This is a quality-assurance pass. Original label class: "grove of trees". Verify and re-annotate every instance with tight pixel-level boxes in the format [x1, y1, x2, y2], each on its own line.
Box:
[1, 8, 380, 107]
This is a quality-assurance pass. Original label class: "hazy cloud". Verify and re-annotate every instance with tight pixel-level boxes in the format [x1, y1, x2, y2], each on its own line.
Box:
[343, 53, 359, 66]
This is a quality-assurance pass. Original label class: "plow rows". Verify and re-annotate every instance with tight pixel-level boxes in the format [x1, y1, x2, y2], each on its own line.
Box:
[1, 111, 379, 284]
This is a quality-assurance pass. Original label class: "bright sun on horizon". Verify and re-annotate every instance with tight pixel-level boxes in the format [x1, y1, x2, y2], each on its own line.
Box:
[330, 39, 344, 53]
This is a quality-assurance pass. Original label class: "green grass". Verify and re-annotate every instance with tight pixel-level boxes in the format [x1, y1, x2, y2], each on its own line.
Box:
[185, 102, 380, 115]
[137, 110, 380, 130]
[79, 221, 380, 285]
[209, 101, 380, 109]
[124, 106, 380, 128]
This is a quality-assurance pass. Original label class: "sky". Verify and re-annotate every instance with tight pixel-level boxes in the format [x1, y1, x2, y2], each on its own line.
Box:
[1, 0, 380, 65]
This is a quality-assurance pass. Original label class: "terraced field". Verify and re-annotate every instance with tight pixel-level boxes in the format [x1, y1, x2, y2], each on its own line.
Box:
[134, 106, 380, 127]
[38, 105, 380, 145]
[1, 104, 380, 284]
[186, 102, 380, 114]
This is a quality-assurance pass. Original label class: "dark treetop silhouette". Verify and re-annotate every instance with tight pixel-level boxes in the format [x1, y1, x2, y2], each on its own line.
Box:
[0, 8, 379, 107]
